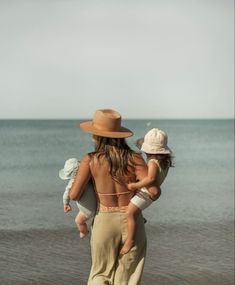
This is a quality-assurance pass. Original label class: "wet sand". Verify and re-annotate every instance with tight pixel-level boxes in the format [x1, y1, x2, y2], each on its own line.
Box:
[0, 221, 234, 285]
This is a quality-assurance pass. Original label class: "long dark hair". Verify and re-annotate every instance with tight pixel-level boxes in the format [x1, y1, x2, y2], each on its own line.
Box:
[92, 135, 137, 183]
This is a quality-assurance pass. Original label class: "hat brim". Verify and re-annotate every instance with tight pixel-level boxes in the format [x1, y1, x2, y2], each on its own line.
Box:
[79, 121, 133, 138]
[136, 137, 144, 150]
[141, 143, 172, 154]
[59, 169, 71, 180]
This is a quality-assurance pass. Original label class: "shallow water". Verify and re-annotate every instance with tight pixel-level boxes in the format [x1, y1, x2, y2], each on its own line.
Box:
[0, 119, 234, 284]
[0, 221, 233, 285]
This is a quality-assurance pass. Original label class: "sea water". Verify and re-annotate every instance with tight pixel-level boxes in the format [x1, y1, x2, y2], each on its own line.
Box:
[0, 119, 234, 285]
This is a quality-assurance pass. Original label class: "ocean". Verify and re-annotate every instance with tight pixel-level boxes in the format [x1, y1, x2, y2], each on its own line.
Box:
[0, 119, 234, 285]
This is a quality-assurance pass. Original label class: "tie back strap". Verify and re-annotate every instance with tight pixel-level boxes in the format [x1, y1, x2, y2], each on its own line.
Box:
[97, 191, 131, 196]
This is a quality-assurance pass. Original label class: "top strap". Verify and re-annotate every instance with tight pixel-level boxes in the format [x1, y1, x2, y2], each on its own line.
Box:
[97, 191, 131, 196]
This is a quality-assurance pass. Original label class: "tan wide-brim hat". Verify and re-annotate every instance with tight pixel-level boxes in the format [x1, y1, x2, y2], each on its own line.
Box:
[79, 109, 133, 138]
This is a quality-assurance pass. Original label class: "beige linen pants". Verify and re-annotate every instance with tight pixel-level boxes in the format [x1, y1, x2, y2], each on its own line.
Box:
[87, 210, 147, 285]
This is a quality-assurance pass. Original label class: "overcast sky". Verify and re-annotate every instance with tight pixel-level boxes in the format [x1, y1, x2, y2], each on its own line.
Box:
[0, 0, 234, 119]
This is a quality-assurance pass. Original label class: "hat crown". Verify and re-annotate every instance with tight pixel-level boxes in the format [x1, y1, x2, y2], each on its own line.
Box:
[140, 128, 171, 154]
[92, 109, 121, 132]
[144, 128, 168, 147]
[79, 108, 133, 138]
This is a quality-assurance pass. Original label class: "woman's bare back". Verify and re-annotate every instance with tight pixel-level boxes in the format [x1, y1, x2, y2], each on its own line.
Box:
[69, 152, 149, 207]
[90, 153, 148, 207]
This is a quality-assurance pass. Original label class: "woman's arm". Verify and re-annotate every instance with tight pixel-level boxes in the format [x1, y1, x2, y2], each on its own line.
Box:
[128, 161, 158, 190]
[69, 154, 91, 200]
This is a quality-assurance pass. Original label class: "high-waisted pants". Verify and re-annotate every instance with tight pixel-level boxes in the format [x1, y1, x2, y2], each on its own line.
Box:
[87, 210, 147, 285]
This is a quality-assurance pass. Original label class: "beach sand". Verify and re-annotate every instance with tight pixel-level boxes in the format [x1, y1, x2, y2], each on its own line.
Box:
[0, 221, 234, 285]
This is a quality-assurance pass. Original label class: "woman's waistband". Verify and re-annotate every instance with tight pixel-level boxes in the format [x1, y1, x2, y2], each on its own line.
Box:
[98, 203, 128, 213]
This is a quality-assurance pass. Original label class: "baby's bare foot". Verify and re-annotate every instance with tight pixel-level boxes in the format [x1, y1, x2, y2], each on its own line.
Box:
[78, 223, 89, 239]
[120, 239, 135, 255]
[79, 230, 89, 239]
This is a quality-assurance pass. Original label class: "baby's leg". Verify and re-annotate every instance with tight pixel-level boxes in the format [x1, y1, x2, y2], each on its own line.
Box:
[75, 212, 89, 238]
[120, 202, 140, 255]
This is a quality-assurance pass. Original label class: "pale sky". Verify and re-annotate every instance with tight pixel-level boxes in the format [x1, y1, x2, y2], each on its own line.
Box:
[0, 0, 234, 119]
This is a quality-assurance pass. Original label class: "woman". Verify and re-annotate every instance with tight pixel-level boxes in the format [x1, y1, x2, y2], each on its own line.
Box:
[69, 109, 160, 285]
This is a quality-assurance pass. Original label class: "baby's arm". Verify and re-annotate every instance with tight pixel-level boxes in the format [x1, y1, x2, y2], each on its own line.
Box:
[128, 160, 158, 191]
[63, 186, 71, 212]
[63, 173, 77, 212]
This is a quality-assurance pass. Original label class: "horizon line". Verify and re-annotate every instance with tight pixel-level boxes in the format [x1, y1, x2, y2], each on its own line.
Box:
[0, 117, 234, 120]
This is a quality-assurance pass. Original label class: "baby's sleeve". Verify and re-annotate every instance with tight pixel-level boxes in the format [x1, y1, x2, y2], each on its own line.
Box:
[62, 178, 74, 204]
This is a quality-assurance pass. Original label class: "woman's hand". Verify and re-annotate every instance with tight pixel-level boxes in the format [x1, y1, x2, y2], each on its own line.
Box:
[64, 204, 72, 213]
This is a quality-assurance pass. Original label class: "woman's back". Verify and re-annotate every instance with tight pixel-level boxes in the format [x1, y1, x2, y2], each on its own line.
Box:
[90, 152, 148, 207]
[68, 108, 157, 285]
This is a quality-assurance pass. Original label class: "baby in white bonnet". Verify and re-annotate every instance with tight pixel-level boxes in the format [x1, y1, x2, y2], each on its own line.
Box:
[59, 158, 96, 238]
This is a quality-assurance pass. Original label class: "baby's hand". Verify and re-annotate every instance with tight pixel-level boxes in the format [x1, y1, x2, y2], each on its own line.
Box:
[127, 183, 137, 191]
[64, 204, 72, 213]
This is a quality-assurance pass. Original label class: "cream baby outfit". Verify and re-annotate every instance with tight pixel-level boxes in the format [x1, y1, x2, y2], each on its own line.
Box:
[130, 158, 169, 210]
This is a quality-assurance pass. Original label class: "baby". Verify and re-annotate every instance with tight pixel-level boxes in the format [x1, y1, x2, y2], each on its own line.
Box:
[120, 128, 173, 254]
[59, 158, 96, 238]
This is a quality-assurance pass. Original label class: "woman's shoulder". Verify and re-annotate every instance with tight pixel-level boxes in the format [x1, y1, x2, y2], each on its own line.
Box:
[85, 152, 105, 166]
[80, 153, 94, 164]
[131, 152, 145, 164]
[130, 153, 148, 175]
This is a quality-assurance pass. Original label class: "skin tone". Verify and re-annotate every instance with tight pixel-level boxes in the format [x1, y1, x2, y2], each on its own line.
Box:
[74, 212, 90, 238]
[64, 204, 72, 212]
[120, 155, 161, 254]
[69, 136, 161, 249]
[69, 153, 152, 206]
[64, 203, 90, 238]
[128, 153, 162, 200]
[64, 183, 90, 238]
[127, 160, 159, 192]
